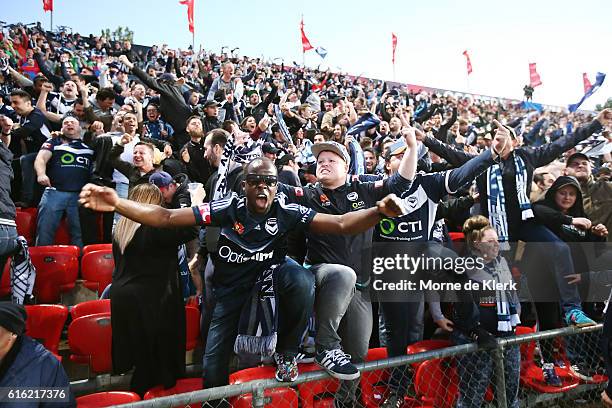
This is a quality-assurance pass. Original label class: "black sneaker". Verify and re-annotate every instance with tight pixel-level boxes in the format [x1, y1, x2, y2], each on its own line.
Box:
[468, 326, 497, 349]
[296, 350, 316, 364]
[315, 348, 360, 380]
[381, 394, 403, 408]
[569, 362, 597, 382]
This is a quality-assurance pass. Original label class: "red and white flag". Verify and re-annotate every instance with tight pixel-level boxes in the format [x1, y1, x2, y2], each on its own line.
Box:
[529, 63, 542, 87]
[462, 50, 472, 75]
[392, 33, 398, 65]
[300, 17, 313, 53]
[582, 73, 593, 93]
[179, 0, 195, 34]
[42, 0, 53, 12]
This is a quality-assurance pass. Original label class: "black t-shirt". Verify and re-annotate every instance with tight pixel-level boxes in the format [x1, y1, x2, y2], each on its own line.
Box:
[277, 172, 412, 286]
[192, 193, 316, 298]
[10, 108, 51, 155]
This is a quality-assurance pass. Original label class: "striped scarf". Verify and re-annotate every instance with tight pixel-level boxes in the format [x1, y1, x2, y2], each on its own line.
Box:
[11, 237, 36, 305]
[486, 154, 533, 249]
[234, 263, 278, 357]
[469, 256, 520, 332]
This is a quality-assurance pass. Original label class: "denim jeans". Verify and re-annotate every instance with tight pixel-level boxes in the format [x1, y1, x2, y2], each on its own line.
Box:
[36, 188, 83, 247]
[453, 331, 520, 408]
[0, 225, 18, 289]
[113, 182, 129, 225]
[380, 291, 425, 397]
[203, 257, 315, 389]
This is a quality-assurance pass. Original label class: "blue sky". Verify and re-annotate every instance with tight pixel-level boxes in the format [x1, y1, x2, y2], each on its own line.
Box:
[4, 0, 611, 109]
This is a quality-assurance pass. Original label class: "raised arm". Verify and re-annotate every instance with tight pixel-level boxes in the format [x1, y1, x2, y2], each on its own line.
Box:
[419, 129, 475, 166]
[79, 184, 197, 227]
[308, 194, 403, 235]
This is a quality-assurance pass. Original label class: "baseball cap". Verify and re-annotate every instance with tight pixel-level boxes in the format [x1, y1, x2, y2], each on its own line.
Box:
[262, 142, 280, 155]
[385, 138, 408, 159]
[149, 171, 174, 188]
[566, 152, 590, 166]
[311, 141, 350, 164]
[203, 100, 219, 108]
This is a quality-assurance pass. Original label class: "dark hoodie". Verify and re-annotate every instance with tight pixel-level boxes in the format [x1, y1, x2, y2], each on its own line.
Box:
[532, 176, 599, 242]
[170, 173, 192, 209]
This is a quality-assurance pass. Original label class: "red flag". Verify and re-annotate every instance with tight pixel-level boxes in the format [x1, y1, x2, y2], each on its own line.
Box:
[392, 33, 398, 65]
[462, 50, 472, 75]
[42, 0, 53, 12]
[529, 63, 542, 87]
[582, 72, 593, 93]
[300, 17, 313, 53]
[179, 0, 195, 34]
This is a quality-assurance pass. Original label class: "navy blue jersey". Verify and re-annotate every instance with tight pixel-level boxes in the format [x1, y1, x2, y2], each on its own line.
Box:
[375, 172, 450, 242]
[41, 137, 94, 192]
[192, 193, 316, 298]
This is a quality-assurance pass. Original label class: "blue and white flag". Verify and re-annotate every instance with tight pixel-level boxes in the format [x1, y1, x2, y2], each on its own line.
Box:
[273, 105, 294, 145]
[346, 112, 381, 136]
[568, 72, 606, 112]
[315, 47, 327, 59]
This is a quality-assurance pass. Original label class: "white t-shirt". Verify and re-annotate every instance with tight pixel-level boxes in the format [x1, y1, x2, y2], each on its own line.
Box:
[111, 134, 140, 184]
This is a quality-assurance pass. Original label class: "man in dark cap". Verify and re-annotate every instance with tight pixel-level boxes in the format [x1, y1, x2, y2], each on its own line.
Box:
[0, 302, 75, 407]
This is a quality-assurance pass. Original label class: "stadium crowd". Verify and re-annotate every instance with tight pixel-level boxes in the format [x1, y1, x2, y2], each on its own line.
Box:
[0, 22, 612, 408]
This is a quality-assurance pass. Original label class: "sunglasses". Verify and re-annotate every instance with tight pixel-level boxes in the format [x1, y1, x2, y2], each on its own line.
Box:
[245, 174, 278, 187]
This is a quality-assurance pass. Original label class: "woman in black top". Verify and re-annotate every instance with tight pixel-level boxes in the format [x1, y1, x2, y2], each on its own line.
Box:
[111, 183, 198, 396]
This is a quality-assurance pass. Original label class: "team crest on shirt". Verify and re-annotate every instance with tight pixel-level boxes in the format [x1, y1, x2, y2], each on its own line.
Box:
[265, 218, 278, 235]
[374, 180, 384, 188]
[233, 221, 245, 235]
[347, 192, 358, 201]
[320, 194, 331, 206]
[294, 187, 304, 197]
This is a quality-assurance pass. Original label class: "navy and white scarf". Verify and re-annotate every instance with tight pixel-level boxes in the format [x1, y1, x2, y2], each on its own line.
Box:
[468, 255, 520, 332]
[234, 263, 279, 357]
[486, 154, 533, 249]
[11, 237, 36, 304]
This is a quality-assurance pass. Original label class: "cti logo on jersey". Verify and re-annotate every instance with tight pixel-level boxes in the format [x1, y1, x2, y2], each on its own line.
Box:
[320, 194, 331, 206]
[233, 221, 245, 235]
[265, 218, 278, 235]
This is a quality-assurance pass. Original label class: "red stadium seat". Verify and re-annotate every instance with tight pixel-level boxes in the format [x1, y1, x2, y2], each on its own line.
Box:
[70, 299, 111, 320]
[230, 388, 298, 408]
[81, 250, 114, 295]
[448, 232, 465, 242]
[15, 208, 37, 245]
[143, 378, 203, 408]
[82, 244, 112, 256]
[229, 366, 298, 408]
[68, 312, 112, 374]
[41, 245, 81, 258]
[406, 339, 452, 369]
[29, 247, 79, 303]
[185, 305, 200, 351]
[414, 358, 459, 408]
[0, 259, 10, 298]
[297, 363, 340, 408]
[515, 326, 580, 393]
[76, 391, 140, 407]
[24, 304, 68, 361]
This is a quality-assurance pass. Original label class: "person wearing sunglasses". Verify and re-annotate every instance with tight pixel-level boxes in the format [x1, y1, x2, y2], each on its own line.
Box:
[79, 156, 405, 394]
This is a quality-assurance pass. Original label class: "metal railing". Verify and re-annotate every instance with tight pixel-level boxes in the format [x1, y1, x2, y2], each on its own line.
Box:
[110, 324, 606, 407]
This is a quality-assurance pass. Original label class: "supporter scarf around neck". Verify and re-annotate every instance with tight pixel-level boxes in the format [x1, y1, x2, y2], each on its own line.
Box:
[486, 153, 533, 249]
[234, 263, 279, 357]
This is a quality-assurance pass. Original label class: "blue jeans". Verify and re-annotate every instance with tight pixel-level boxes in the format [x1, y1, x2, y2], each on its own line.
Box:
[203, 257, 315, 389]
[453, 331, 520, 408]
[0, 225, 19, 289]
[114, 182, 129, 225]
[516, 220, 581, 314]
[36, 189, 83, 247]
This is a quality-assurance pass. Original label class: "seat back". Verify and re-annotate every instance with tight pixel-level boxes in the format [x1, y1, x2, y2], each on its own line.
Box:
[15, 209, 36, 245]
[515, 325, 536, 361]
[24, 304, 68, 354]
[360, 348, 390, 408]
[185, 305, 200, 351]
[81, 250, 114, 295]
[143, 378, 203, 408]
[71, 299, 111, 320]
[76, 391, 140, 407]
[68, 312, 112, 374]
[53, 217, 72, 245]
[230, 388, 298, 408]
[297, 363, 340, 408]
[82, 244, 112, 256]
[30, 247, 79, 303]
[229, 366, 277, 384]
[414, 358, 459, 408]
